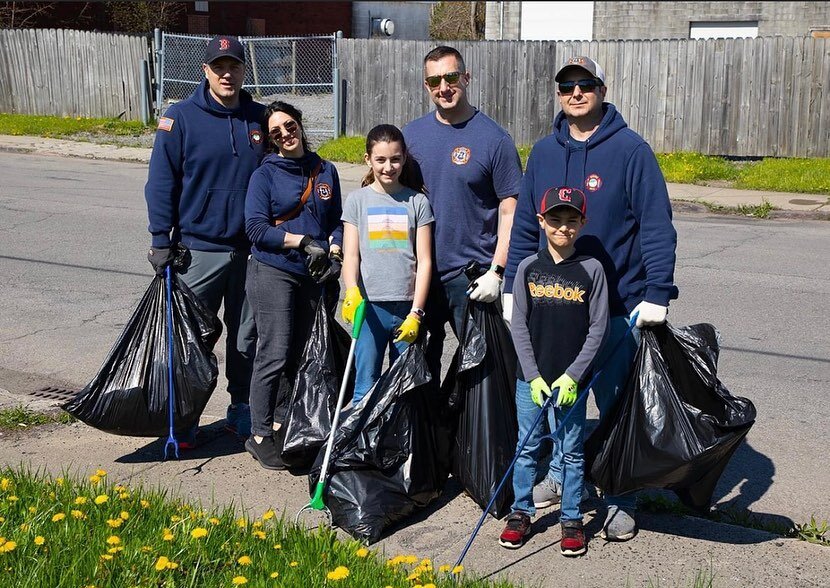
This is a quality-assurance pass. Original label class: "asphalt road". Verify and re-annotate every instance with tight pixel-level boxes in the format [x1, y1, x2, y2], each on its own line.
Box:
[1, 152, 829, 586]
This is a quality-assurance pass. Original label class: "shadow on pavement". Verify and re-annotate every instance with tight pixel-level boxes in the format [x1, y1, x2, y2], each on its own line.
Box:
[712, 440, 775, 512]
[115, 421, 245, 465]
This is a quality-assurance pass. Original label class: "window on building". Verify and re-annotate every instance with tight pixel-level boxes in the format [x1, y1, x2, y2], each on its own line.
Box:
[811, 28, 830, 39]
[188, 14, 210, 34]
[690, 21, 758, 39]
[194, 1, 208, 12]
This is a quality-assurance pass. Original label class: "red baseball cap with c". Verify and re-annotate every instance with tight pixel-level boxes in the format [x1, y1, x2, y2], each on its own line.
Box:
[539, 186, 587, 216]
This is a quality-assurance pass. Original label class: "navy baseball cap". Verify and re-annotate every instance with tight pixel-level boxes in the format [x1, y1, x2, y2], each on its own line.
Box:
[539, 186, 587, 217]
[205, 35, 245, 64]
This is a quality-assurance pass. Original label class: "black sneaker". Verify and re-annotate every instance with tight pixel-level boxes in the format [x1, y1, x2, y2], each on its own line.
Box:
[560, 520, 587, 556]
[245, 434, 286, 471]
[499, 511, 532, 549]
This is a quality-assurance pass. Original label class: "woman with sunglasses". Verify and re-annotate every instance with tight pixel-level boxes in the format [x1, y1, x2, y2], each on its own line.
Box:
[243, 101, 343, 470]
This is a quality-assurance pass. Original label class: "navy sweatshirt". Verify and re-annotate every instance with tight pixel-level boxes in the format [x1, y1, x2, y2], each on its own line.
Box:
[511, 249, 609, 386]
[245, 152, 343, 276]
[505, 104, 679, 315]
[145, 81, 266, 252]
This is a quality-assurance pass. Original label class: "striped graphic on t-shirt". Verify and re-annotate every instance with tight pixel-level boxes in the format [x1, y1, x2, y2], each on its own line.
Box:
[367, 206, 408, 250]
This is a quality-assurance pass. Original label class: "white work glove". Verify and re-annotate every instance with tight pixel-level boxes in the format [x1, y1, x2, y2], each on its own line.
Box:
[632, 301, 668, 328]
[502, 293, 513, 326]
[467, 270, 502, 303]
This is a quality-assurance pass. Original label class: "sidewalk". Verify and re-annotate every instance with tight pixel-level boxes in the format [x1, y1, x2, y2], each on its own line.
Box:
[2, 134, 828, 217]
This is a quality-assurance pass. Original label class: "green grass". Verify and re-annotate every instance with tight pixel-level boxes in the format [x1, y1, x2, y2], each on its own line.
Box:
[735, 157, 830, 195]
[694, 198, 777, 219]
[0, 406, 75, 430]
[0, 466, 518, 588]
[317, 135, 367, 164]
[655, 152, 739, 184]
[0, 113, 150, 139]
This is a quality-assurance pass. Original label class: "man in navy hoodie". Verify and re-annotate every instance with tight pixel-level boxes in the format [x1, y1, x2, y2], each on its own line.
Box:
[504, 56, 679, 541]
[144, 35, 267, 447]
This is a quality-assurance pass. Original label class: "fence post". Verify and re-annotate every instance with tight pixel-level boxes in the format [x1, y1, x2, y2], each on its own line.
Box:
[291, 40, 298, 95]
[154, 28, 164, 116]
[246, 38, 262, 99]
[333, 31, 342, 139]
[140, 59, 151, 124]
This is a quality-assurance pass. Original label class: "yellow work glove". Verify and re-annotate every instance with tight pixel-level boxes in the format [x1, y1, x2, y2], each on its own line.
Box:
[529, 376, 552, 407]
[552, 373, 578, 407]
[341, 287, 364, 324]
[393, 314, 421, 344]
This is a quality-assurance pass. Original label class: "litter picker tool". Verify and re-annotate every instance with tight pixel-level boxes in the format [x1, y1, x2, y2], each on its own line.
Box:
[295, 299, 367, 525]
[163, 266, 179, 460]
[452, 314, 640, 571]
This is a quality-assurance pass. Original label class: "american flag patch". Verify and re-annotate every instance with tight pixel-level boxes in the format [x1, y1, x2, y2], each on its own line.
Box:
[157, 117, 174, 132]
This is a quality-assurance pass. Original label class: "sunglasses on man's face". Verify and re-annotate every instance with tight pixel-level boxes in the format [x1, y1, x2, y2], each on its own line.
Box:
[268, 119, 298, 140]
[424, 71, 463, 88]
[558, 79, 603, 95]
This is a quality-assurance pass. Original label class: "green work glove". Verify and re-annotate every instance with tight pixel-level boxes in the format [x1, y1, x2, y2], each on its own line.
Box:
[552, 373, 578, 407]
[529, 377, 552, 408]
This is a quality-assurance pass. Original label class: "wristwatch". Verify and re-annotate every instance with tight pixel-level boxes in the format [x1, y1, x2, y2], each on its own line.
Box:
[490, 263, 505, 278]
[410, 307, 426, 319]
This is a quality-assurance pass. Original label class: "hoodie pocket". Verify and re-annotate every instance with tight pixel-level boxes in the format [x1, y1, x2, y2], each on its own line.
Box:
[190, 189, 246, 240]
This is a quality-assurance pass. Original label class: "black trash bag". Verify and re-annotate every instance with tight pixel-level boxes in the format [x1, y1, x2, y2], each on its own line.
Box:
[280, 300, 352, 469]
[445, 298, 519, 519]
[585, 323, 757, 511]
[307, 339, 447, 544]
[63, 274, 222, 436]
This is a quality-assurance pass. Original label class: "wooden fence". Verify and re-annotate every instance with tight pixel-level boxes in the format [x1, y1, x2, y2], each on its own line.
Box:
[338, 36, 830, 158]
[0, 28, 149, 121]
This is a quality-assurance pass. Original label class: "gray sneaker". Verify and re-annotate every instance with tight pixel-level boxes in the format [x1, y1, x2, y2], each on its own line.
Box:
[532, 477, 562, 509]
[601, 505, 637, 541]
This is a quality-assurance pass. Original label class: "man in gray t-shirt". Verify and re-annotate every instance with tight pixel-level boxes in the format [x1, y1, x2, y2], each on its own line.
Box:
[341, 185, 434, 301]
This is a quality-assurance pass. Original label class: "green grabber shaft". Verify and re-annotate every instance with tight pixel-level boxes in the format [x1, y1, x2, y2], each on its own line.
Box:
[301, 300, 366, 516]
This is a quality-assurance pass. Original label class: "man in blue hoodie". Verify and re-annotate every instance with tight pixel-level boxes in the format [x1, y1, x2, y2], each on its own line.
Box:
[504, 56, 679, 542]
[144, 35, 267, 447]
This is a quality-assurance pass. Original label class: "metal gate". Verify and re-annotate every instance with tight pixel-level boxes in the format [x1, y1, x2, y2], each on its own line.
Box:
[156, 31, 340, 144]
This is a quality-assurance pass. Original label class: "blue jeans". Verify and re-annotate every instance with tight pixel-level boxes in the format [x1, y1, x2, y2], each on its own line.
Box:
[424, 272, 471, 383]
[511, 379, 586, 521]
[352, 301, 410, 404]
[547, 315, 640, 510]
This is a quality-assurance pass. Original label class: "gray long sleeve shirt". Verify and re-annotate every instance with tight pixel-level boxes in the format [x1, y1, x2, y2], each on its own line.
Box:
[511, 249, 610, 385]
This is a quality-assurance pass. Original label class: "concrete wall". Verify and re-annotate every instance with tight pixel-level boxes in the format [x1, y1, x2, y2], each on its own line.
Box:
[352, 1, 433, 40]
[593, 1, 830, 40]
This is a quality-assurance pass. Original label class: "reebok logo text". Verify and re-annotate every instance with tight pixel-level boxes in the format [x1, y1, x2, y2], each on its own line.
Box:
[528, 282, 585, 302]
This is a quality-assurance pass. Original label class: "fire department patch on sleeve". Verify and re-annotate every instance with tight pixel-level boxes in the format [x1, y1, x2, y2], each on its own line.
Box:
[157, 117, 174, 132]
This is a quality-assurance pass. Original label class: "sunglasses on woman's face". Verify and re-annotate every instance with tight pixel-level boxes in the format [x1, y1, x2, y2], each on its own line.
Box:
[424, 71, 463, 88]
[268, 119, 298, 140]
[558, 79, 603, 95]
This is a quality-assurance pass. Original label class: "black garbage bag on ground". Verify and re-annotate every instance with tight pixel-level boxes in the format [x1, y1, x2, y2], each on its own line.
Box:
[585, 323, 757, 511]
[280, 300, 352, 469]
[445, 299, 519, 519]
[63, 274, 221, 436]
[307, 339, 447, 544]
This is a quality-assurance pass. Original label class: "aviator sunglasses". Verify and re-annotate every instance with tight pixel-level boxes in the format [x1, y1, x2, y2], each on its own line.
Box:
[269, 119, 299, 140]
[558, 79, 603, 95]
[424, 71, 463, 88]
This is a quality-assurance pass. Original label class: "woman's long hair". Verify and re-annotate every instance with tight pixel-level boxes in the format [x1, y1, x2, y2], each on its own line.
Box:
[262, 101, 311, 155]
[361, 124, 424, 192]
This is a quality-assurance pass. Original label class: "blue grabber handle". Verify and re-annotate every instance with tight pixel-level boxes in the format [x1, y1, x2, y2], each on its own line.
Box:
[163, 266, 179, 460]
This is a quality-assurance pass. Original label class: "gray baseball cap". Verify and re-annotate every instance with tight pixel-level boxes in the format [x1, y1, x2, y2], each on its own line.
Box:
[554, 56, 606, 84]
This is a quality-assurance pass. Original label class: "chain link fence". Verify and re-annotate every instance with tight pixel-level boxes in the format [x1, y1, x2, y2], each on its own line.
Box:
[158, 32, 339, 145]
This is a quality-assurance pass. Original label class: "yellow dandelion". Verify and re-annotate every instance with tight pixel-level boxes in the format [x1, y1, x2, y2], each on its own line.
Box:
[191, 527, 208, 539]
[170, 515, 182, 523]
[403, 555, 419, 565]
[438, 564, 451, 573]
[1, 541, 16, 553]
[94, 495, 108, 505]
[106, 536, 120, 545]
[19, 523, 29, 532]
[118, 492, 130, 500]
[100, 554, 113, 561]
[0, 517, 4, 523]
[49, 491, 56, 499]
[252, 530, 266, 540]
[162, 528, 174, 541]
[119, 511, 130, 521]
[34, 536, 45, 546]
[51, 512, 66, 522]
[269, 572, 279, 578]
[423, 584, 436, 588]
[8, 495, 19, 502]
[89, 475, 101, 484]
[289, 561, 298, 567]
[74, 496, 88, 505]
[106, 518, 123, 528]
[55, 477, 64, 486]
[154, 556, 170, 571]
[107, 546, 124, 554]
[71, 510, 85, 519]
[452, 565, 464, 574]
[262, 509, 275, 520]
[407, 572, 421, 581]
[95, 469, 107, 477]
[140, 545, 154, 553]
[28, 506, 36, 514]
[113, 485, 126, 492]
[273, 543, 282, 550]
[231, 576, 248, 585]
[356, 547, 369, 558]
[140, 500, 150, 509]
[326, 566, 350, 581]
[235, 517, 247, 529]
[1, 478, 11, 491]
[167, 562, 179, 569]
[237, 555, 252, 566]
[209, 517, 221, 525]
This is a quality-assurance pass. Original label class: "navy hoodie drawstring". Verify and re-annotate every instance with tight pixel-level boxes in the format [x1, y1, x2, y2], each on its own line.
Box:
[227, 115, 238, 156]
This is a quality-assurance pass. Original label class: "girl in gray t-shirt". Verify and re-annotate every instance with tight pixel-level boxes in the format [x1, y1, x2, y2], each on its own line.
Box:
[341, 125, 434, 403]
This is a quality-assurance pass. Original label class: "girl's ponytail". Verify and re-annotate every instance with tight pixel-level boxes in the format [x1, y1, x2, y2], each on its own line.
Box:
[362, 124, 426, 193]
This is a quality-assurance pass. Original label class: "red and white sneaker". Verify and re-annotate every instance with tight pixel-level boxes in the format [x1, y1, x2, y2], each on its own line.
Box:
[499, 511, 532, 549]
[560, 520, 587, 556]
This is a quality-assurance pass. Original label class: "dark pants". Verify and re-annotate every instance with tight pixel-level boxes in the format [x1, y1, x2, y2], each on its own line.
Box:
[178, 249, 254, 405]
[246, 258, 320, 438]
[424, 272, 472, 383]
